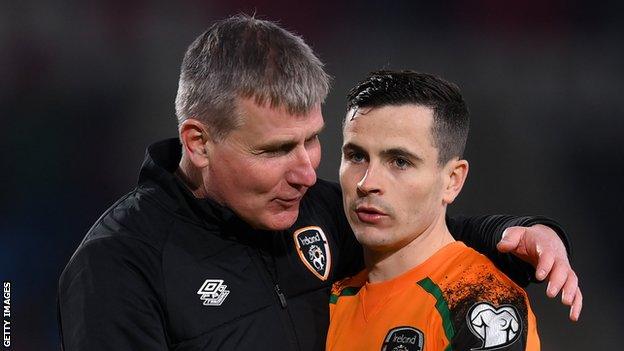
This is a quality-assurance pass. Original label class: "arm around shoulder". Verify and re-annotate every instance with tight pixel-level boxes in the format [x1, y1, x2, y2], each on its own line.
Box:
[447, 214, 571, 287]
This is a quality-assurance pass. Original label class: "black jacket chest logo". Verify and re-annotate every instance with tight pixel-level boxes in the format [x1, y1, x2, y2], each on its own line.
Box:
[293, 226, 331, 281]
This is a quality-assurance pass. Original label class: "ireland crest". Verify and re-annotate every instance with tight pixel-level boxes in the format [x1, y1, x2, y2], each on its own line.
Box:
[293, 226, 331, 281]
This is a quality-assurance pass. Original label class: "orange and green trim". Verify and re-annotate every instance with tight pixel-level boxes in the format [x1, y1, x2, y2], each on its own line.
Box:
[329, 286, 361, 304]
[417, 277, 454, 351]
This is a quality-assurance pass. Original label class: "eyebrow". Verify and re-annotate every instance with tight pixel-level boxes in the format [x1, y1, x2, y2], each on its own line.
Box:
[257, 122, 325, 151]
[381, 147, 423, 164]
[342, 142, 366, 155]
[342, 143, 423, 164]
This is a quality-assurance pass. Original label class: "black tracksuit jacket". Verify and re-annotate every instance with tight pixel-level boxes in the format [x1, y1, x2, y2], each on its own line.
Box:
[58, 138, 569, 351]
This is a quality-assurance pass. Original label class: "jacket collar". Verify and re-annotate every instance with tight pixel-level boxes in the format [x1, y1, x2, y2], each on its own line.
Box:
[137, 138, 252, 235]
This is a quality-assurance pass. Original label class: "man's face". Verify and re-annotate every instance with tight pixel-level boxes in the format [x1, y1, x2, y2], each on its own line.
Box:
[339, 104, 447, 252]
[203, 98, 324, 230]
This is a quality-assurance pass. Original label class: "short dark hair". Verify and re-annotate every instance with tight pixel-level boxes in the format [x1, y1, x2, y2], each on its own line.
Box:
[175, 14, 330, 140]
[346, 70, 469, 165]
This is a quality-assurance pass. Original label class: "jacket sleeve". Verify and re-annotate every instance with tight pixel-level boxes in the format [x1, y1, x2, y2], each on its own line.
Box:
[58, 236, 168, 351]
[446, 214, 571, 287]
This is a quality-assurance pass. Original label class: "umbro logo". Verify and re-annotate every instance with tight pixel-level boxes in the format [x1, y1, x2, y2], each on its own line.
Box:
[197, 279, 230, 306]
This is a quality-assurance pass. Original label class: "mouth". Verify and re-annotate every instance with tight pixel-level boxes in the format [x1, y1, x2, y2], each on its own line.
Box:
[274, 195, 303, 207]
[354, 205, 388, 224]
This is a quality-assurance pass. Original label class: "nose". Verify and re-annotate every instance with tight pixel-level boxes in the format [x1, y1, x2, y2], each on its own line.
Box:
[356, 167, 382, 196]
[286, 146, 317, 188]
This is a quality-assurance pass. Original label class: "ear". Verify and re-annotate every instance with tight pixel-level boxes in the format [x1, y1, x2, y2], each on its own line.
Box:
[178, 119, 213, 168]
[442, 158, 469, 205]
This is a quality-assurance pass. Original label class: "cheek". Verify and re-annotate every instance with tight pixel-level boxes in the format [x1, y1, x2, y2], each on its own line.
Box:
[212, 155, 281, 196]
[395, 177, 438, 222]
[339, 163, 358, 194]
[243, 159, 288, 193]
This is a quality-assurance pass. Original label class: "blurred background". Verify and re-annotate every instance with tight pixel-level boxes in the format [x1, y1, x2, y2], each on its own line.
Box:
[1, 1, 622, 349]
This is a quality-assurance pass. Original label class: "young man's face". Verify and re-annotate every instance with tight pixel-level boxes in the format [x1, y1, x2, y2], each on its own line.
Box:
[202, 97, 324, 230]
[339, 104, 451, 252]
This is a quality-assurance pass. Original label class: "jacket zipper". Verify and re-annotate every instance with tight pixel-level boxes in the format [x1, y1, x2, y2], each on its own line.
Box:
[251, 246, 301, 351]
[274, 284, 288, 308]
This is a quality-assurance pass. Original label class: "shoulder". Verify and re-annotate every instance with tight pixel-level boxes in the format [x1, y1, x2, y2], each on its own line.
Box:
[57, 197, 171, 349]
[60, 188, 172, 293]
[439, 245, 528, 307]
[81, 187, 175, 250]
[432, 245, 537, 350]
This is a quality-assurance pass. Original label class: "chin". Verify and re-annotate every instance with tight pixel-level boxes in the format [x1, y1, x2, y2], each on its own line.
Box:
[259, 207, 300, 230]
[353, 227, 393, 249]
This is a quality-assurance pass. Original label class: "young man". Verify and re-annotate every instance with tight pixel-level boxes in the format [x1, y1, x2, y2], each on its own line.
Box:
[328, 70, 539, 350]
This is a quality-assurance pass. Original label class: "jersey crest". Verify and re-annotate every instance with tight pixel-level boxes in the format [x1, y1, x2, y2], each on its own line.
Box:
[381, 326, 424, 351]
[293, 226, 331, 281]
[467, 302, 522, 350]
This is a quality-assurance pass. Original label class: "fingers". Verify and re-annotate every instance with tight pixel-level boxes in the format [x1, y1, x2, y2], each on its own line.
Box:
[569, 287, 583, 322]
[496, 227, 526, 253]
[496, 224, 582, 322]
[534, 250, 554, 281]
[560, 272, 582, 322]
[561, 271, 579, 306]
[545, 259, 569, 298]
[540, 247, 582, 322]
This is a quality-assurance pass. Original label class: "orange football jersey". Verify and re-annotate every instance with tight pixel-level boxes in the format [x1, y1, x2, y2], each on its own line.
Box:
[327, 242, 539, 351]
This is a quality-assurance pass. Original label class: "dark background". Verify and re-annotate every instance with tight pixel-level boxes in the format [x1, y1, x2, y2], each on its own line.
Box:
[2, 1, 622, 350]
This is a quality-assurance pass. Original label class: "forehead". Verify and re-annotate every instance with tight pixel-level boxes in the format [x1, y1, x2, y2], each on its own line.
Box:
[343, 104, 434, 149]
[236, 97, 324, 138]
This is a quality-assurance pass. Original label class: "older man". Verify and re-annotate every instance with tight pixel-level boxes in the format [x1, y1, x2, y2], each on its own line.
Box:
[58, 15, 580, 351]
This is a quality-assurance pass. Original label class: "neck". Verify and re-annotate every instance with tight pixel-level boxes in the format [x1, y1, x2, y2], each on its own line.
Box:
[365, 212, 455, 284]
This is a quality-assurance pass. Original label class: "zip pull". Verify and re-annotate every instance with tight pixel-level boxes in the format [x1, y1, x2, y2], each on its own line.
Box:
[274, 284, 288, 308]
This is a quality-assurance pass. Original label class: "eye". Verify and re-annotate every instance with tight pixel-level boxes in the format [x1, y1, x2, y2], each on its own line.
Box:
[345, 150, 366, 164]
[257, 144, 296, 157]
[305, 134, 319, 144]
[392, 157, 412, 169]
[261, 149, 287, 157]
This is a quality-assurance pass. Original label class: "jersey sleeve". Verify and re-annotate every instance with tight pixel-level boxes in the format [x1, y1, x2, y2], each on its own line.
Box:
[446, 214, 571, 286]
[58, 236, 168, 351]
[443, 264, 540, 350]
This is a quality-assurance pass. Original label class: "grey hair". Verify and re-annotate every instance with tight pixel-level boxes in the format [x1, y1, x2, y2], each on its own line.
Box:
[174, 14, 331, 140]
